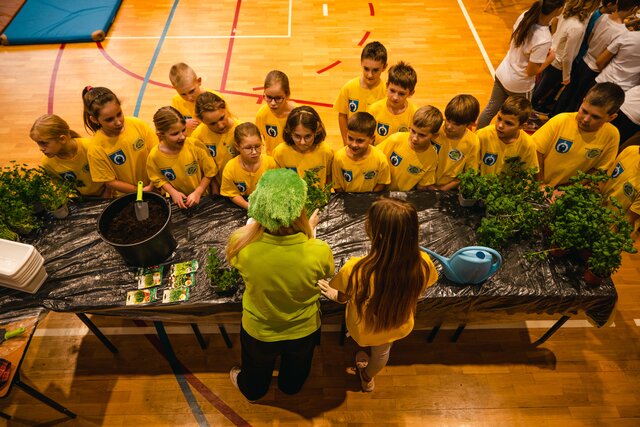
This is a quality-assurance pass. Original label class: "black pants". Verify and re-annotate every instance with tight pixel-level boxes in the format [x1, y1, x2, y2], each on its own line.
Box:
[553, 58, 598, 115]
[237, 326, 320, 401]
[532, 65, 564, 114]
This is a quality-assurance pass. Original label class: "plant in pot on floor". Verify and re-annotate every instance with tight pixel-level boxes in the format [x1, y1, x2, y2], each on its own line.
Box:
[206, 247, 242, 296]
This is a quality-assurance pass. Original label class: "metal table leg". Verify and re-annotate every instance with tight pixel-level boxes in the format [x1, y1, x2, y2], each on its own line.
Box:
[76, 313, 118, 354]
[450, 323, 466, 342]
[427, 322, 443, 343]
[14, 372, 76, 419]
[190, 323, 207, 350]
[531, 315, 570, 346]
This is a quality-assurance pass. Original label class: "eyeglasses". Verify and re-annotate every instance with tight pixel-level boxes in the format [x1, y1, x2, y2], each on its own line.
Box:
[240, 145, 262, 153]
[291, 133, 315, 143]
[264, 94, 285, 104]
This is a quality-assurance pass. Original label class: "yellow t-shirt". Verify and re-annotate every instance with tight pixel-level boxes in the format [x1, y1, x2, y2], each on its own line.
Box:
[333, 76, 386, 119]
[220, 155, 277, 198]
[146, 137, 218, 195]
[87, 116, 159, 195]
[331, 146, 391, 192]
[272, 142, 334, 187]
[255, 104, 290, 155]
[602, 146, 640, 231]
[190, 118, 239, 181]
[331, 252, 438, 347]
[41, 138, 105, 197]
[377, 132, 438, 191]
[367, 98, 417, 145]
[476, 125, 539, 175]
[170, 88, 224, 120]
[433, 127, 480, 185]
[533, 112, 619, 187]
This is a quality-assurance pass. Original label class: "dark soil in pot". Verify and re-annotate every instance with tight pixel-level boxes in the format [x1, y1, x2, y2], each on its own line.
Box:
[103, 198, 167, 244]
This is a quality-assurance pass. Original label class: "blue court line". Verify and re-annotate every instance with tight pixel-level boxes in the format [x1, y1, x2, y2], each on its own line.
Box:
[133, 0, 180, 117]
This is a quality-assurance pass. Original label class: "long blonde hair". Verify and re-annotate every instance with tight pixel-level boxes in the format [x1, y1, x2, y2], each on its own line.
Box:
[30, 114, 81, 141]
[346, 197, 430, 333]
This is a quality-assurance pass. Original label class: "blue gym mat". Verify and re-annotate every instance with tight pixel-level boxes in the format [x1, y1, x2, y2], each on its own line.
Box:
[1, 0, 122, 45]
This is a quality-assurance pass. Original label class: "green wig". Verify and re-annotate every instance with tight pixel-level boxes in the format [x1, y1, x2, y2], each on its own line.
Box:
[248, 168, 308, 231]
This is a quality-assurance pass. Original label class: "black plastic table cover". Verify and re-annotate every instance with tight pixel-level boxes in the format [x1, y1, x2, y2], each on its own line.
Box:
[0, 192, 617, 327]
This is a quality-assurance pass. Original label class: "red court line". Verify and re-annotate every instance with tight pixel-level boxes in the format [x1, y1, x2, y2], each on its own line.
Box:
[220, 0, 243, 91]
[369, 2, 375, 16]
[251, 86, 263, 91]
[95, 42, 173, 89]
[133, 320, 251, 427]
[48, 43, 66, 114]
[316, 60, 341, 74]
[358, 31, 371, 46]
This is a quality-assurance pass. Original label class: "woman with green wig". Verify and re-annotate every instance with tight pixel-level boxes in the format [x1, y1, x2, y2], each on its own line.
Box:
[226, 168, 334, 402]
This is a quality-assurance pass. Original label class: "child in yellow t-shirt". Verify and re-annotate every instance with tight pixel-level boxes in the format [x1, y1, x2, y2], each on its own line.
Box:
[169, 62, 224, 135]
[377, 106, 441, 191]
[533, 82, 623, 188]
[433, 95, 481, 190]
[367, 61, 418, 145]
[273, 106, 334, 186]
[30, 114, 108, 198]
[220, 123, 277, 209]
[602, 145, 640, 235]
[82, 86, 158, 196]
[334, 41, 388, 145]
[147, 107, 218, 209]
[476, 96, 539, 175]
[191, 91, 240, 194]
[331, 112, 390, 192]
[255, 70, 296, 155]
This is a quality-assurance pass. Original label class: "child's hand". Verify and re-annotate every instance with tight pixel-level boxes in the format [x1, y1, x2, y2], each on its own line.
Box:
[318, 279, 339, 302]
[185, 191, 202, 208]
[186, 118, 200, 132]
[170, 191, 188, 209]
[309, 208, 320, 231]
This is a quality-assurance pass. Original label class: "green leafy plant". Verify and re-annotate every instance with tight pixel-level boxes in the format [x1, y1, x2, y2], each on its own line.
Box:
[303, 169, 332, 214]
[40, 176, 77, 211]
[457, 168, 493, 200]
[206, 247, 241, 293]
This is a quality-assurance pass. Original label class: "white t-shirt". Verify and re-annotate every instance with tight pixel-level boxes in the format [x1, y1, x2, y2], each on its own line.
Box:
[496, 13, 552, 93]
[620, 85, 640, 125]
[550, 14, 588, 82]
[583, 15, 627, 72]
[595, 31, 640, 92]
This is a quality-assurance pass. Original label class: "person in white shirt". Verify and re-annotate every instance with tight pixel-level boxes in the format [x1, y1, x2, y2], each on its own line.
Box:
[611, 85, 640, 148]
[595, 31, 640, 92]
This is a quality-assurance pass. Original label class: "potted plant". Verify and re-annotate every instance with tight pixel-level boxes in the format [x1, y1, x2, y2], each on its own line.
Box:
[303, 169, 332, 214]
[206, 247, 242, 296]
[40, 176, 77, 219]
[456, 168, 485, 206]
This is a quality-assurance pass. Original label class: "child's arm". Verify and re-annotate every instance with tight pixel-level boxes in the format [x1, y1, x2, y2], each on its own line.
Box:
[229, 195, 249, 209]
[595, 48, 615, 72]
[435, 179, 460, 192]
[338, 113, 349, 145]
[106, 180, 138, 195]
[186, 176, 212, 207]
[162, 183, 188, 209]
[372, 183, 387, 192]
[209, 177, 221, 195]
[318, 279, 347, 303]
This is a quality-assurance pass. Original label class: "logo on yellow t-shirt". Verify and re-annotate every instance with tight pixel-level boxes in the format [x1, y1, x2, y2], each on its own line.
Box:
[161, 168, 177, 181]
[108, 150, 127, 165]
[586, 148, 602, 159]
[377, 123, 390, 137]
[623, 182, 636, 199]
[407, 165, 423, 175]
[266, 125, 278, 137]
[60, 171, 76, 181]
[611, 163, 624, 179]
[555, 139, 573, 154]
[133, 138, 145, 151]
[235, 181, 247, 193]
[82, 163, 90, 173]
[448, 149, 463, 161]
[390, 151, 403, 167]
[432, 141, 441, 154]
[483, 153, 498, 166]
[349, 99, 359, 112]
[207, 145, 217, 157]
[186, 162, 198, 176]
[398, 125, 409, 132]
[342, 169, 353, 182]
[363, 170, 378, 180]
[286, 166, 298, 173]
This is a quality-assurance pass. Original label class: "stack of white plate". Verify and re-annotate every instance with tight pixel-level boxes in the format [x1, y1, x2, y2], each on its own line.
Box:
[0, 239, 48, 294]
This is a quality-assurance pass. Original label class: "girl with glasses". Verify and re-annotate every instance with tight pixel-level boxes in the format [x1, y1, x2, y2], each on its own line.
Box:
[255, 70, 296, 155]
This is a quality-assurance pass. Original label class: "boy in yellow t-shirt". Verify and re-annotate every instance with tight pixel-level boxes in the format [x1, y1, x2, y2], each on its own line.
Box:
[191, 91, 240, 193]
[147, 107, 218, 209]
[221, 123, 277, 209]
[367, 61, 417, 145]
[433, 95, 481, 190]
[332, 112, 390, 192]
[273, 106, 334, 186]
[602, 145, 640, 235]
[334, 41, 388, 145]
[169, 62, 224, 135]
[534, 82, 623, 188]
[477, 96, 539, 175]
[30, 114, 108, 197]
[377, 106, 441, 191]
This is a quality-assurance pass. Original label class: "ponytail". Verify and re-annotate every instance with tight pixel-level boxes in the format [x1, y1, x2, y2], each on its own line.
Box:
[82, 86, 120, 134]
[511, 0, 564, 47]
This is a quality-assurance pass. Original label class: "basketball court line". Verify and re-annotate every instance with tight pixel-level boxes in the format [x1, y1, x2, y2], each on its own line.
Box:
[457, 0, 496, 78]
[106, 0, 292, 40]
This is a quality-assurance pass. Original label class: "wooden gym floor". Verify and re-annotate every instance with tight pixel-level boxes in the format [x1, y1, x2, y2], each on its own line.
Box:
[1, 0, 640, 425]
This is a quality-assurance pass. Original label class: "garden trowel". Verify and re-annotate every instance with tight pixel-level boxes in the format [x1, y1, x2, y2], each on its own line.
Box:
[135, 181, 149, 221]
[0, 327, 26, 344]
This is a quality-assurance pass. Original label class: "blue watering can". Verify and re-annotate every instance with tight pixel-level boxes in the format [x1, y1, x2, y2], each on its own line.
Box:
[420, 246, 502, 285]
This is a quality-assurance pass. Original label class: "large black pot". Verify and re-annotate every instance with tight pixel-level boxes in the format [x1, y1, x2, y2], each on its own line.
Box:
[97, 192, 177, 267]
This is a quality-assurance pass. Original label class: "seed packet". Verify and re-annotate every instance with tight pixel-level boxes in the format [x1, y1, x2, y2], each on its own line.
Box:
[135, 265, 164, 289]
[126, 288, 159, 305]
[162, 287, 190, 303]
[170, 260, 199, 277]
[169, 272, 196, 289]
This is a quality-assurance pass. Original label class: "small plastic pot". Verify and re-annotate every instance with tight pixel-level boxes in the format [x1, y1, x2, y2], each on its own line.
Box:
[97, 192, 177, 267]
[458, 193, 478, 207]
[583, 268, 606, 287]
[52, 203, 69, 219]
